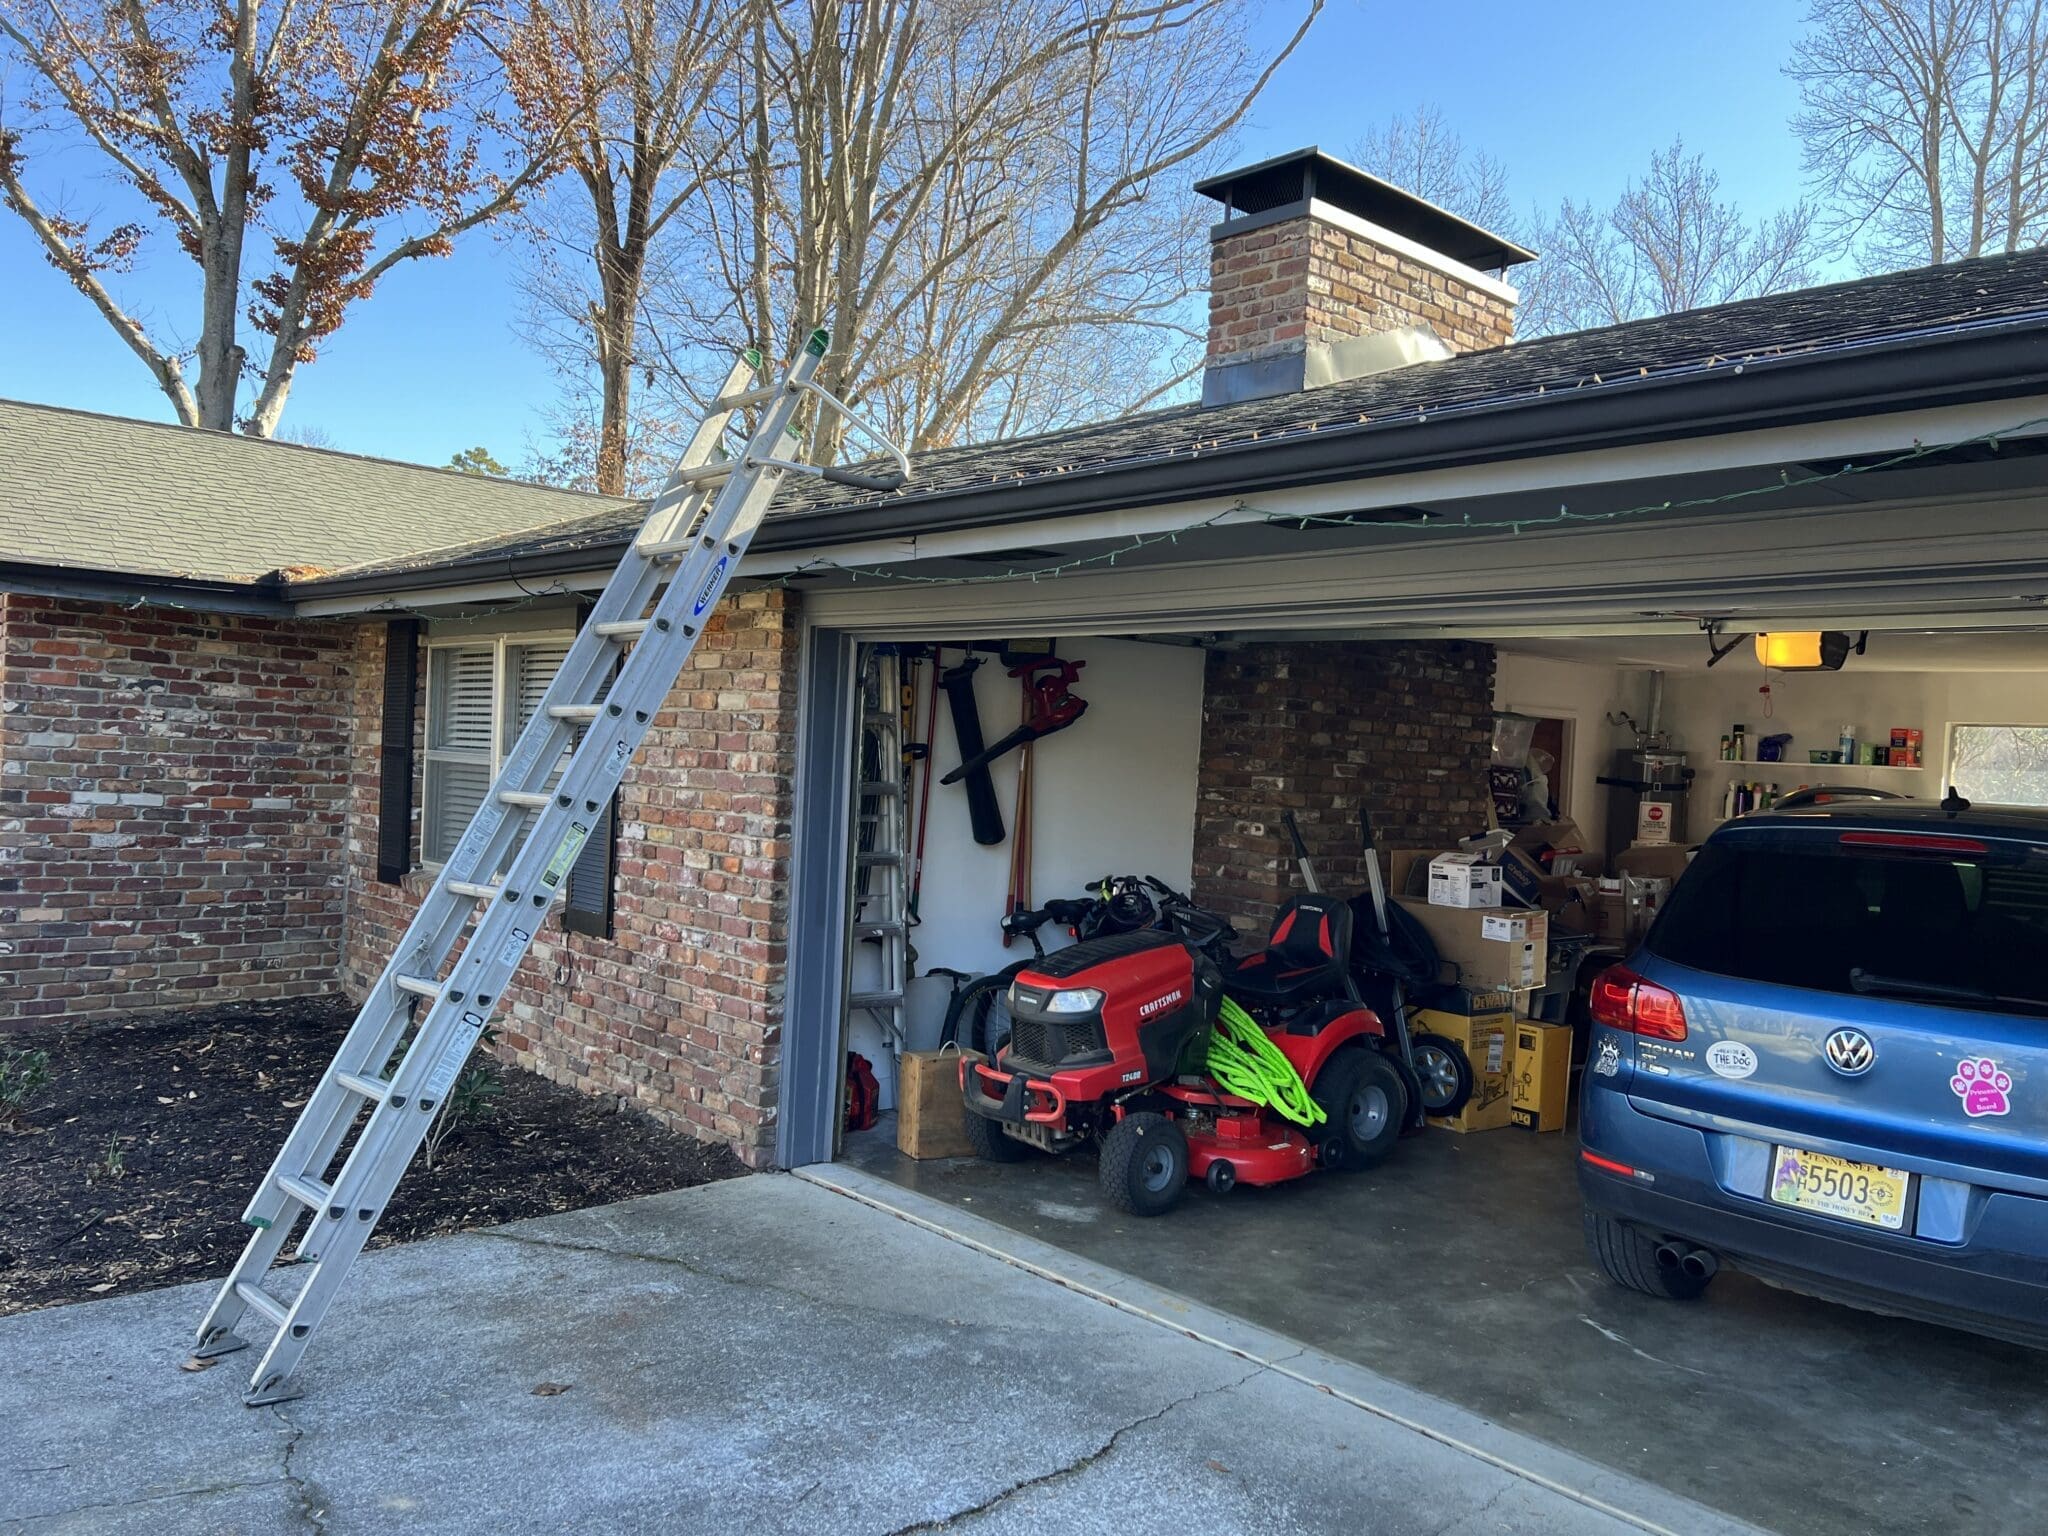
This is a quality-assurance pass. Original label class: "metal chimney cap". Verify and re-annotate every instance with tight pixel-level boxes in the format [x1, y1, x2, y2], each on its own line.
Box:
[1194, 147, 1536, 271]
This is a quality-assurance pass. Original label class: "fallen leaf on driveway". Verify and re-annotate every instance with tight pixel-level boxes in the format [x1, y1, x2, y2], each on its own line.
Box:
[1206, 1460, 1230, 1475]
[531, 1382, 573, 1397]
[180, 1356, 219, 1373]
[87, 1282, 116, 1293]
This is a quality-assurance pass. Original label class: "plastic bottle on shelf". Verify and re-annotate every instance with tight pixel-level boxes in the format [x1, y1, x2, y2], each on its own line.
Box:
[1732, 723, 1747, 761]
[1839, 725, 1857, 764]
[1720, 733, 1732, 761]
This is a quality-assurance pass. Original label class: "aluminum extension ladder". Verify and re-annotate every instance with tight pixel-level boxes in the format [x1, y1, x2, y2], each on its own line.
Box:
[847, 649, 910, 1068]
[193, 329, 907, 1406]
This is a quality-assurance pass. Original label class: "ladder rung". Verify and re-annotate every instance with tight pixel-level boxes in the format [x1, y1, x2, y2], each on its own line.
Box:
[668, 460, 735, 489]
[849, 991, 904, 1009]
[713, 382, 783, 412]
[394, 974, 443, 999]
[595, 619, 648, 640]
[862, 712, 899, 728]
[855, 851, 901, 866]
[334, 1071, 389, 1103]
[858, 780, 902, 797]
[447, 879, 500, 900]
[548, 704, 601, 721]
[277, 1174, 335, 1212]
[640, 536, 708, 560]
[854, 922, 905, 939]
[500, 790, 550, 809]
[234, 1282, 292, 1331]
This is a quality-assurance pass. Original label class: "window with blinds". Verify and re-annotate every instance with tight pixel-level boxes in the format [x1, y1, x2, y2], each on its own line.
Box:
[421, 632, 575, 864]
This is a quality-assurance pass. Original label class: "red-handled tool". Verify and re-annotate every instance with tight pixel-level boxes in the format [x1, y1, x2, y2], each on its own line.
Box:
[940, 658, 1087, 784]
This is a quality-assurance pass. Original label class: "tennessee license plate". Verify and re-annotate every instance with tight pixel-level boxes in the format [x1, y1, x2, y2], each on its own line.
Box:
[1769, 1146, 1909, 1231]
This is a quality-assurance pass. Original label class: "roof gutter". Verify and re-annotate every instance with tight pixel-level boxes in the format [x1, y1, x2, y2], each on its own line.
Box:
[287, 317, 2048, 605]
[0, 560, 293, 615]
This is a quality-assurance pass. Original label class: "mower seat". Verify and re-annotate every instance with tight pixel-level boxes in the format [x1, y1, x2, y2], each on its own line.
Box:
[1227, 893, 1353, 1007]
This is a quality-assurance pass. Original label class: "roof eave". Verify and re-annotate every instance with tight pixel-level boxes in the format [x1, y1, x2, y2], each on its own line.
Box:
[284, 316, 2048, 605]
[0, 559, 293, 615]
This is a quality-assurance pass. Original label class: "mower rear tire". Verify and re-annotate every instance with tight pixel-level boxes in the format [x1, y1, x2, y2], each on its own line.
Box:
[962, 1108, 1031, 1163]
[1099, 1112, 1188, 1217]
[1313, 1049, 1406, 1169]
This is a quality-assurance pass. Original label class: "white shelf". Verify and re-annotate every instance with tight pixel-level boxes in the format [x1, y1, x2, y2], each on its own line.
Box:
[1693, 758, 1925, 775]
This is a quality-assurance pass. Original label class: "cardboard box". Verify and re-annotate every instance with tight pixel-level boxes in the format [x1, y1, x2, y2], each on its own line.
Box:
[1511, 818, 1589, 877]
[1498, 843, 1547, 908]
[1537, 874, 1599, 934]
[1511, 1020, 1574, 1132]
[1635, 800, 1676, 845]
[896, 1049, 981, 1159]
[1481, 910, 1548, 944]
[1413, 1002, 1514, 1133]
[1428, 852, 1504, 909]
[1613, 844, 1694, 885]
[1395, 896, 1547, 989]
[1586, 887, 1629, 944]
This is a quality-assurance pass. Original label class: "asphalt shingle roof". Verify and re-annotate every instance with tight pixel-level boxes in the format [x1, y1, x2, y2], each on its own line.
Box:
[322, 246, 2048, 588]
[0, 400, 630, 584]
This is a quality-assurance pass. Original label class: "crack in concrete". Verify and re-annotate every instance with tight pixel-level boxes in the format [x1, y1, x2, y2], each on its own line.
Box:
[271, 1406, 328, 1535]
[883, 1361, 1267, 1533]
[12, 1477, 295, 1522]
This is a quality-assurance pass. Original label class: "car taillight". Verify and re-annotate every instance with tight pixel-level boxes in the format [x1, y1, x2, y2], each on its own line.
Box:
[1588, 964, 1688, 1041]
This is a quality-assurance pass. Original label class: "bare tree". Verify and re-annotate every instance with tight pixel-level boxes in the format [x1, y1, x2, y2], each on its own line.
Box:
[1789, 0, 2048, 268]
[1519, 140, 1817, 335]
[1349, 104, 1515, 235]
[506, 0, 752, 494]
[0, 1, 571, 436]
[613, 0, 1319, 469]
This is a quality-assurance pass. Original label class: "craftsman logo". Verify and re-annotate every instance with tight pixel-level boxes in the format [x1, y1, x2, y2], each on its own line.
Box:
[692, 556, 729, 617]
[1137, 989, 1184, 1019]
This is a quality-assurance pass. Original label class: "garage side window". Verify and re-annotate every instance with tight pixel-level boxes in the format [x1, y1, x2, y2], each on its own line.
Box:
[422, 632, 574, 865]
[1947, 724, 2048, 808]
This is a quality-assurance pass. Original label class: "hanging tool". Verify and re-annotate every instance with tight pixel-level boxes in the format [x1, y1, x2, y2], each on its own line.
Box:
[940, 657, 1005, 845]
[193, 329, 911, 1407]
[1003, 674, 1037, 944]
[941, 657, 1087, 785]
[907, 649, 942, 924]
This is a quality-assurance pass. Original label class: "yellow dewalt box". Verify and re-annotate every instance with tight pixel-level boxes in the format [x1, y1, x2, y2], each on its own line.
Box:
[1510, 1020, 1574, 1132]
[1412, 1002, 1514, 1133]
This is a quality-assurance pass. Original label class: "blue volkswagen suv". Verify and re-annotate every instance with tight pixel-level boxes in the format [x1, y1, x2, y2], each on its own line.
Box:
[1579, 799, 2048, 1343]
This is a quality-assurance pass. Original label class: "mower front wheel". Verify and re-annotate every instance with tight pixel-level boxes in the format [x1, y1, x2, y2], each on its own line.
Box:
[1313, 1049, 1407, 1169]
[962, 1108, 1031, 1162]
[1099, 1112, 1189, 1217]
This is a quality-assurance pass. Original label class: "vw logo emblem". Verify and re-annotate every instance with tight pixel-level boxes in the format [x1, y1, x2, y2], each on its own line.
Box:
[1824, 1028, 1876, 1077]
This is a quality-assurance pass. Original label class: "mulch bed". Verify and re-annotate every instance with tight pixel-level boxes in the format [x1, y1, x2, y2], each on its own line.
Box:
[0, 995, 747, 1316]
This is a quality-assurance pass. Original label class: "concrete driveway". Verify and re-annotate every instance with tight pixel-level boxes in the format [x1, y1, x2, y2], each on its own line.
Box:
[0, 1172, 1756, 1535]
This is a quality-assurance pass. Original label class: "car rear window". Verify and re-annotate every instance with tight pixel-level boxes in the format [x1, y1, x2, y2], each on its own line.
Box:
[1647, 837, 2048, 1011]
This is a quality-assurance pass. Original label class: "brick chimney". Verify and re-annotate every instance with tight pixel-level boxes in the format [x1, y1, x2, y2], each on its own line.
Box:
[1196, 148, 1536, 407]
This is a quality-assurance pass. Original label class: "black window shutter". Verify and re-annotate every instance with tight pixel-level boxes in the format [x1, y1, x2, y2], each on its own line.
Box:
[563, 600, 619, 938]
[376, 618, 421, 884]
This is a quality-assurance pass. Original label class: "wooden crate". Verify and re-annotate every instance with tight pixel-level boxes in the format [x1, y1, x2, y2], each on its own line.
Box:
[896, 1049, 981, 1159]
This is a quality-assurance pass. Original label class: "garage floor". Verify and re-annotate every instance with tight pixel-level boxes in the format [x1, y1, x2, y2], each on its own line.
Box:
[844, 1117, 2048, 1536]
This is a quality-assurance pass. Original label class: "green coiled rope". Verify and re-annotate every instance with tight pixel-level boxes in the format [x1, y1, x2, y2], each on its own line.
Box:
[1206, 997, 1326, 1128]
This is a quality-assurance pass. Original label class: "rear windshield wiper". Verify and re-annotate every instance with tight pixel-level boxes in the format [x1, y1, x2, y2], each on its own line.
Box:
[1848, 968, 2048, 1016]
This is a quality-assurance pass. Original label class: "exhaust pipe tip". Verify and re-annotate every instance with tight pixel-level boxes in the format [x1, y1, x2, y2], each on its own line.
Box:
[1653, 1242, 1685, 1271]
[1680, 1247, 1719, 1281]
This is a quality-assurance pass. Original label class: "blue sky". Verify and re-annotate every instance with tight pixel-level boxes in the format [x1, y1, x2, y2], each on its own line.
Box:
[0, 0, 1812, 467]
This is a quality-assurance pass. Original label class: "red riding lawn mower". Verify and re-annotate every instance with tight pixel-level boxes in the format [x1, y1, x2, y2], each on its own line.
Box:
[959, 840, 1413, 1217]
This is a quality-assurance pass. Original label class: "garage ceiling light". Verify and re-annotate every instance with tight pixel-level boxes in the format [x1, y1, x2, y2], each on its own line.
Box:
[1755, 630, 1864, 670]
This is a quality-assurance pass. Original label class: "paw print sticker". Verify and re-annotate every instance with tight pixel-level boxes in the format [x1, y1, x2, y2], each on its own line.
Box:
[1950, 1057, 2012, 1119]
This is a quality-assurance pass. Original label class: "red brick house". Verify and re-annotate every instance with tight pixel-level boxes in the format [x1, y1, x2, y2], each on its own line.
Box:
[12, 149, 2048, 1172]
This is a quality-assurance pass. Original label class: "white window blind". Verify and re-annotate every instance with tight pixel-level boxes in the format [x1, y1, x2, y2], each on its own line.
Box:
[421, 632, 575, 865]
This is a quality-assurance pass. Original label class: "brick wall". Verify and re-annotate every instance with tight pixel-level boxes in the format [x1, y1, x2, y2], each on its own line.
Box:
[1192, 640, 1497, 931]
[341, 589, 802, 1167]
[1207, 213, 1515, 372]
[0, 594, 353, 1029]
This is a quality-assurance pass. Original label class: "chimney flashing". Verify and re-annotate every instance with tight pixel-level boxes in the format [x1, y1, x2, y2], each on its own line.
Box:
[1210, 197, 1522, 305]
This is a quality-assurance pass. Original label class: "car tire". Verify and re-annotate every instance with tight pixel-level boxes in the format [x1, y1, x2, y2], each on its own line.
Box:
[1098, 1112, 1188, 1216]
[1410, 1032, 1474, 1117]
[962, 1107, 1030, 1162]
[1583, 1208, 1713, 1300]
[1312, 1049, 1407, 1169]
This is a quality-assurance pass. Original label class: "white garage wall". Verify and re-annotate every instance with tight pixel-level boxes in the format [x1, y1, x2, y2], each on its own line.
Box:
[846, 635, 1205, 1103]
[1660, 663, 2048, 834]
[1492, 651, 1647, 860]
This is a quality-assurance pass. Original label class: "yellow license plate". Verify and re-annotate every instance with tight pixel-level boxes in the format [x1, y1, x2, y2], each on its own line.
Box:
[1769, 1146, 1910, 1231]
